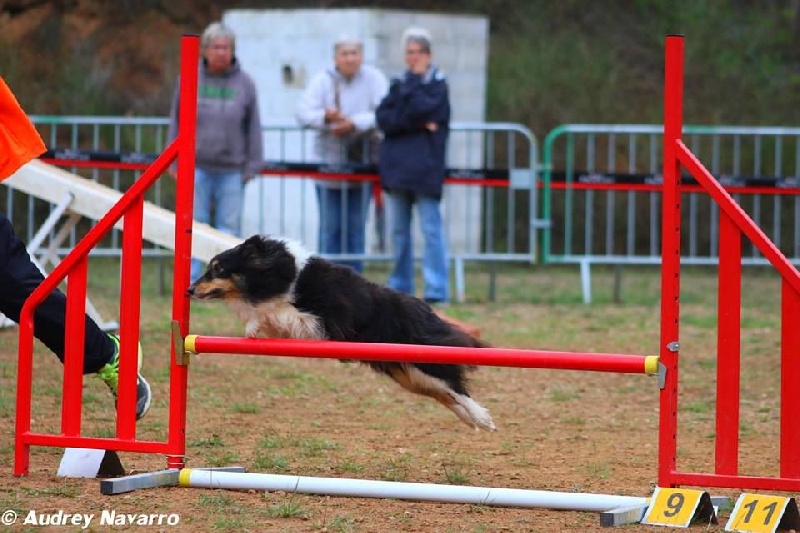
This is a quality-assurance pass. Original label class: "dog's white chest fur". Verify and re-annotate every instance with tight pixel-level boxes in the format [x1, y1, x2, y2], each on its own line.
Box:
[227, 296, 325, 340]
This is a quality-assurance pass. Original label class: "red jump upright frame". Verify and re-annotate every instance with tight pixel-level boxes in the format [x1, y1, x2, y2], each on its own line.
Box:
[659, 35, 800, 492]
[16, 32, 800, 502]
[13, 35, 199, 476]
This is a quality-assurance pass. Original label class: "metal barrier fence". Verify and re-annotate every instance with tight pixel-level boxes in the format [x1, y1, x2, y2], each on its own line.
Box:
[9, 117, 800, 304]
[541, 124, 800, 301]
[2, 118, 538, 302]
[253, 122, 540, 269]
[6, 116, 172, 257]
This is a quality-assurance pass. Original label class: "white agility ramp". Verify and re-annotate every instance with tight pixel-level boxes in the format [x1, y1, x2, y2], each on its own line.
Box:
[1, 160, 242, 327]
[4, 160, 242, 259]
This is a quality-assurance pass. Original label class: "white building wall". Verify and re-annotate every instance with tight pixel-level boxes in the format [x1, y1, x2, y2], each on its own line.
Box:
[223, 9, 488, 255]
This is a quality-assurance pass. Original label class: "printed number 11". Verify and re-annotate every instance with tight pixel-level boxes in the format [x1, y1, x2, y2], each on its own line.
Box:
[742, 500, 778, 526]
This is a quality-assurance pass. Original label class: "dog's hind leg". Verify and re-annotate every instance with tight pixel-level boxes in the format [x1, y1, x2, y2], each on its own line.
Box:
[387, 365, 496, 431]
[433, 395, 496, 432]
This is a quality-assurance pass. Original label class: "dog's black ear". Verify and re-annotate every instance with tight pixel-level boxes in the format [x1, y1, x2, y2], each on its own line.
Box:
[239, 235, 266, 259]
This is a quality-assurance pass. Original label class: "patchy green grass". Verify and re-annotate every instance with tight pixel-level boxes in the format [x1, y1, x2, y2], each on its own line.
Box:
[20, 482, 81, 498]
[315, 514, 358, 532]
[189, 435, 225, 448]
[266, 495, 306, 518]
[253, 452, 289, 472]
[230, 403, 260, 414]
[202, 452, 240, 468]
[550, 388, 580, 402]
[198, 493, 234, 511]
[442, 464, 472, 485]
[335, 460, 365, 474]
[585, 461, 612, 480]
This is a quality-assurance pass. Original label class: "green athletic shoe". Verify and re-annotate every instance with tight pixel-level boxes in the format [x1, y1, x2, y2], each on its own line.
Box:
[96, 334, 152, 420]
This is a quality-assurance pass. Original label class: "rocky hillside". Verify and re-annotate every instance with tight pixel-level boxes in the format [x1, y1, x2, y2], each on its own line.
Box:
[1, 0, 485, 115]
[1, 0, 228, 113]
[4, 0, 800, 132]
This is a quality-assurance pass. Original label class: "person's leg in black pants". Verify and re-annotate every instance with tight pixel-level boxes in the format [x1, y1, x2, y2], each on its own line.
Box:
[0, 211, 114, 371]
[0, 210, 151, 418]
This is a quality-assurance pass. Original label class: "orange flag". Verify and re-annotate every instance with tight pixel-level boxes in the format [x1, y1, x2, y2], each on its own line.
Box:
[0, 75, 45, 182]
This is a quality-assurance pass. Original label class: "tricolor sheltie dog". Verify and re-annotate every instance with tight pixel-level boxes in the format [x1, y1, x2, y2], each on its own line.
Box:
[187, 235, 495, 431]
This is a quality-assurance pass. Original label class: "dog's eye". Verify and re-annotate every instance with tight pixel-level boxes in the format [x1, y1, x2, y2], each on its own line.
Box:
[211, 263, 226, 276]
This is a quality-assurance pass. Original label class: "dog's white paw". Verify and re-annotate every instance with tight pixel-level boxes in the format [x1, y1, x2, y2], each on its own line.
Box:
[449, 394, 496, 431]
[245, 321, 261, 338]
[465, 397, 496, 431]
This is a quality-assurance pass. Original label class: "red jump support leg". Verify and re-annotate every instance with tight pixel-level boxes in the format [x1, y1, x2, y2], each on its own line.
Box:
[117, 196, 145, 438]
[14, 311, 36, 476]
[780, 281, 800, 478]
[658, 34, 684, 489]
[61, 257, 89, 436]
[166, 34, 200, 471]
[715, 213, 741, 476]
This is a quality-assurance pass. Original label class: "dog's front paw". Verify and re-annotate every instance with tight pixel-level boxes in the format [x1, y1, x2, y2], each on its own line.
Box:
[245, 321, 261, 338]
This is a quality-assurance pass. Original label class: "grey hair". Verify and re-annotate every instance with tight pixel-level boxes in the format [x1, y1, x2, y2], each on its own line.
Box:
[201, 22, 236, 54]
[401, 26, 432, 53]
[333, 34, 363, 53]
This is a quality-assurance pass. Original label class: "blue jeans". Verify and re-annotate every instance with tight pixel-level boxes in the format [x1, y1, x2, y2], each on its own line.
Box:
[191, 168, 244, 281]
[316, 184, 371, 273]
[386, 190, 448, 302]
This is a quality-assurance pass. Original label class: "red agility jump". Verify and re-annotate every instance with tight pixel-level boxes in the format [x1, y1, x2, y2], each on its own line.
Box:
[659, 35, 800, 493]
[13, 35, 800, 499]
[12, 35, 660, 480]
[13, 35, 200, 475]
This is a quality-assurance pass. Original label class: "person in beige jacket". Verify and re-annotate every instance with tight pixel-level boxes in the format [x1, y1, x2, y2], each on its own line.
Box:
[296, 34, 388, 273]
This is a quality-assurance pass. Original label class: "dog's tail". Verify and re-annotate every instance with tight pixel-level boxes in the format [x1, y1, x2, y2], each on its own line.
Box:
[428, 323, 490, 358]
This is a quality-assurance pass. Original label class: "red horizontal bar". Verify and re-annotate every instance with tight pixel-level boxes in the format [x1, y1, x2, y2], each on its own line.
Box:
[666, 471, 800, 492]
[39, 158, 149, 171]
[20, 433, 170, 453]
[259, 170, 509, 188]
[187, 336, 656, 374]
[550, 181, 800, 195]
[37, 159, 509, 188]
[38, 158, 800, 195]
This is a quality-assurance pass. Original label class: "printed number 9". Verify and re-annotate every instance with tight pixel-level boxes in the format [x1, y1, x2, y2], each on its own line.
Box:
[664, 493, 685, 517]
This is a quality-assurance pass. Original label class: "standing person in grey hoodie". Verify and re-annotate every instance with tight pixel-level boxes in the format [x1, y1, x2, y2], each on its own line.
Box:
[296, 35, 389, 273]
[168, 21, 264, 281]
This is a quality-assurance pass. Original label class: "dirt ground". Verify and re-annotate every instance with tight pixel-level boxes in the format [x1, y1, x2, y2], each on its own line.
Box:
[0, 268, 790, 532]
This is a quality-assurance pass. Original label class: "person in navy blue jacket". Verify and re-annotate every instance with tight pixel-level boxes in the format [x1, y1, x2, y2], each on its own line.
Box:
[376, 27, 451, 304]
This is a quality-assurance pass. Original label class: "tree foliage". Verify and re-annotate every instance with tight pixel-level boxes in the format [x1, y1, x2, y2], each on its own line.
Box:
[2, 0, 800, 135]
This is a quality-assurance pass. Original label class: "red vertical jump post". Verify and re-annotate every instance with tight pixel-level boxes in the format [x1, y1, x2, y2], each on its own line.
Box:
[658, 34, 683, 490]
[659, 35, 800, 492]
[13, 35, 199, 476]
[166, 33, 200, 471]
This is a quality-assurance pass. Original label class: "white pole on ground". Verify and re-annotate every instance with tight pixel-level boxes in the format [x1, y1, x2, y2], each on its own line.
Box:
[179, 469, 648, 512]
